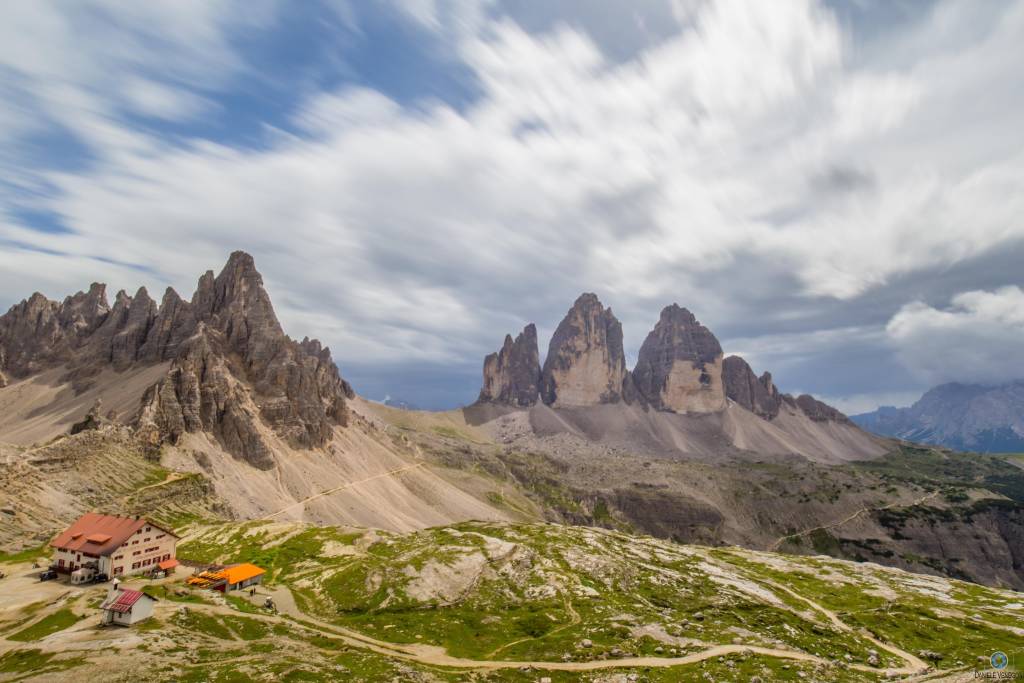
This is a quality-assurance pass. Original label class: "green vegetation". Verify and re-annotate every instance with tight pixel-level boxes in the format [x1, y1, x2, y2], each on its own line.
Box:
[8, 608, 81, 642]
[0, 542, 50, 564]
[0, 649, 85, 676]
[856, 445, 1024, 502]
[7, 518, 1022, 681]
[174, 610, 234, 640]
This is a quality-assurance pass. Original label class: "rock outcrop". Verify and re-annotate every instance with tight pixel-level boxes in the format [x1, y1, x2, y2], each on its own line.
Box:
[794, 394, 849, 423]
[722, 354, 850, 423]
[136, 252, 354, 465]
[540, 294, 627, 407]
[632, 304, 726, 413]
[475, 294, 852, 425]
[722, 355, 782, 420]
[0, 251, 355, 469]
[479, 324, 541, 406]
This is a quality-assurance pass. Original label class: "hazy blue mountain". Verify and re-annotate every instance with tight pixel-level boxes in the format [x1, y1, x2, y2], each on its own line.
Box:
[852, 381, 1024, 453]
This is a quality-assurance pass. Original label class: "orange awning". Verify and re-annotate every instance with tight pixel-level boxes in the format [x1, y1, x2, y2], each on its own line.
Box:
[158, 559, 179, 570]
[219, 563, 264, 585]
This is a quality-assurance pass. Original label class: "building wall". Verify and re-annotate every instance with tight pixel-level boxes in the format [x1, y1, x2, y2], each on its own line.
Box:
[53, 522, 178, 578]
[53, 549, 102, 574]
[103, 599, 155, 626]
[125, 598, 155, 624]
[226, 575, 264, 592]
[112, 523, 177, 577]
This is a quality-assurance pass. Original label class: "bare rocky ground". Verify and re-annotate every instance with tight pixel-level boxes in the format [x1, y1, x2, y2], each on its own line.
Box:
[0, 520, 1020, 682]
[371, 402, 1024, 591]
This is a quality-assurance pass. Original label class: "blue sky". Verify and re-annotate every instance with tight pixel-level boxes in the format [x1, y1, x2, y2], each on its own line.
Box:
[1, 0, 1022, 411]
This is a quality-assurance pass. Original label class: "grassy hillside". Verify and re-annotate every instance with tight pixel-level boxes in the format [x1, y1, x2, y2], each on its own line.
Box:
[2, 519, 1021, 680]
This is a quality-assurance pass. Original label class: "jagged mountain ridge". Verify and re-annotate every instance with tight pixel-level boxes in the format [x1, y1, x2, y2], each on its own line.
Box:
[0, 251, 353, 467]
[0, 252, 517, 534]
[475, 293, 872, 462]
[478, 293, 848, 422]
[852, 381, 1024, 453]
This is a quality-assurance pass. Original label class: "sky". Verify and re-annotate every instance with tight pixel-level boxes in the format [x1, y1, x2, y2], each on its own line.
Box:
[0, 0, 1022, 412]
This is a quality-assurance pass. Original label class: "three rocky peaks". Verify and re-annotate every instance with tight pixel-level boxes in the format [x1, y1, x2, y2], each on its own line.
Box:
[478, 293, 847, 423]
[0, 252, 353, 469]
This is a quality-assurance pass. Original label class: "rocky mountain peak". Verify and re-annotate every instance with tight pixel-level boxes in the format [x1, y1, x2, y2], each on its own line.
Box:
[722, 354, 850, 424]
[0, 251, 355, 469]
[479, 323, 541, 406]
[58, 282, 110, 333]
[632, 304, 726, 413]
[722, 355, 782, 419]
[541, 294, 626, 406]
[195, 250, 284, 365]
[136, 252, 354, 464]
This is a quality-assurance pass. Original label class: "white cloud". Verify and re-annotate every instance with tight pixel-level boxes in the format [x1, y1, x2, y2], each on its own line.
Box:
[886, 286, 1024, 385]
[0, 0, 1022, 398]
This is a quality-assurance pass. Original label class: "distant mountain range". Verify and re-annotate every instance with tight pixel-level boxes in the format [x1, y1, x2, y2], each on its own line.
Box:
[852, 381, 1024, 453]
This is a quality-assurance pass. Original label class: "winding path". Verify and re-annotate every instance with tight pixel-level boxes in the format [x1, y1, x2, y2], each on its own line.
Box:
[768, 490, 940, 551]
[177, 582, 930, 677]
[259, 463, 425, 520]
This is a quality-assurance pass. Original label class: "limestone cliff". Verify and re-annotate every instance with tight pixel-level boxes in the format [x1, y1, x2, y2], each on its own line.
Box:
[0, 251, 354, 468]
[722, 355, 782, 420]
[540, 294, 626, 407]
[479, 324, 541, 406]
[632, 304, 726, 413]
[722, 354, 850, 424]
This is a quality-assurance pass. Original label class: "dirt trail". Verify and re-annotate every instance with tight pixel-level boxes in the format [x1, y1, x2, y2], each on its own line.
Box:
[768, 490, 940, 551]
[259, 462, 426, 520]
[209, 584, 931, 677]
[119, 471, 188, 502]
[0, 571, 932, 678]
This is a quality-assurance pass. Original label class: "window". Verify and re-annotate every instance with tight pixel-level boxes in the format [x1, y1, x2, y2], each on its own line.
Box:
[132, 551, 141, 556]
[163, 554, 170, 561]
[132, 562, 139, 569]
[143, 559, 150, 566]
[113, 567, 123, 575]
[144, 538, 151, 542]
[132, 540, 139, 545]
[156, 534, 165, 539]
[58, 559, 65, 568]
[145, 526, 151, 532]
[114, 555, 123, 560]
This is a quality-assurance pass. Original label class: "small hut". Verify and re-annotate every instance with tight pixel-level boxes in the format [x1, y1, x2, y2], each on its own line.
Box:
[100, 586, 158, 626]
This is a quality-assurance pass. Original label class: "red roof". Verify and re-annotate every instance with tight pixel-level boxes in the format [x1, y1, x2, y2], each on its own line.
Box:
[102, 589, 156, 613]
[158, 559, 179, 570]
[50, 513, 177, 556]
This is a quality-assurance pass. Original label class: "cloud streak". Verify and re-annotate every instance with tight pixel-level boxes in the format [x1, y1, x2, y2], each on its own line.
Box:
[0, 0, 1022, 408]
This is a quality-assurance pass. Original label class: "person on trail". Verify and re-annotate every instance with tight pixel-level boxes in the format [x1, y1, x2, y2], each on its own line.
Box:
[250, 587, 255, 597]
